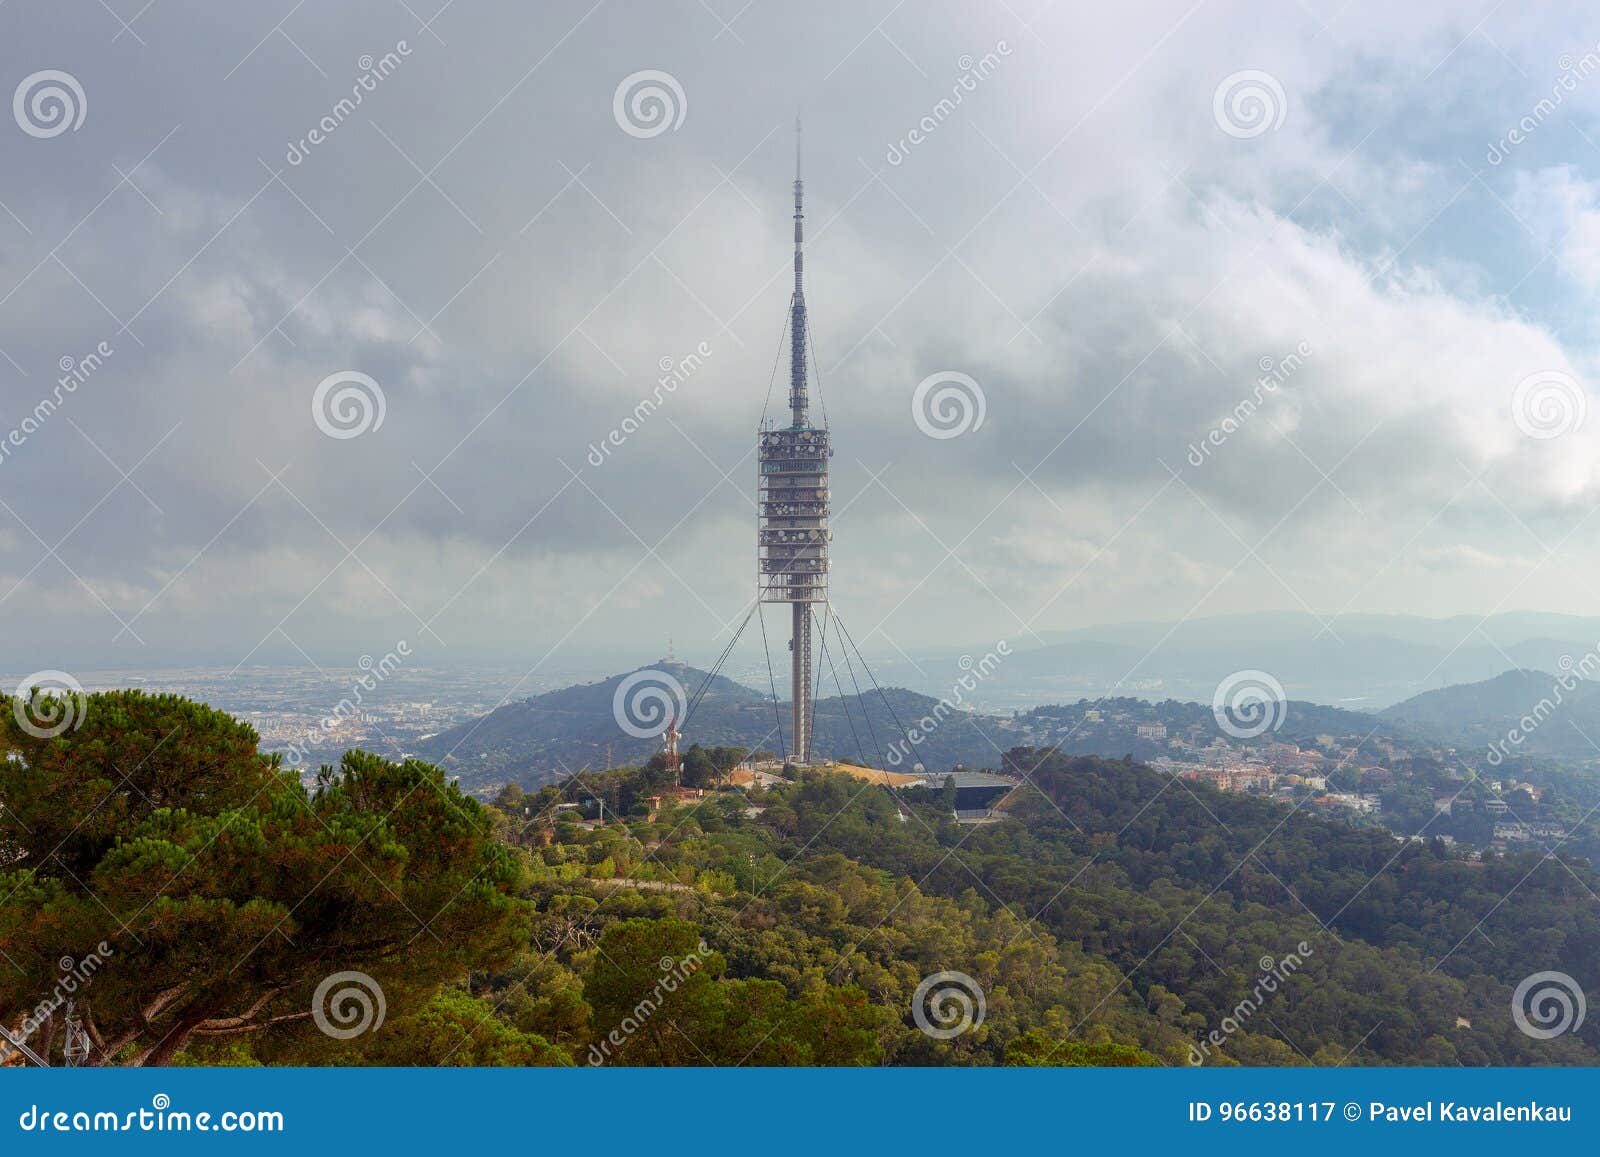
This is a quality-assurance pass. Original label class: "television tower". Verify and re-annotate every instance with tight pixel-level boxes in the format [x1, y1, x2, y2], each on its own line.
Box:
[758, 119, 831, 764]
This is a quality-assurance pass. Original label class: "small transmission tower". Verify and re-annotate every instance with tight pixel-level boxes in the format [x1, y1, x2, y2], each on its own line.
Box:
[663, 714, 682, 784]
[61, 1003, 91, 1067]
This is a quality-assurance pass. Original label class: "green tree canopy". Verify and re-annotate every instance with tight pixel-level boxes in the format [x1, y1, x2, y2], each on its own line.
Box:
[585, 917, 885, 1065]
[0, 691, 530, 1065]
[1004, 1028, 1162, 1066]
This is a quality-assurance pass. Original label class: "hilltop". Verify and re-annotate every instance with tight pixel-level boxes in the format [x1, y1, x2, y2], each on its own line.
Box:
[413, 659, 1015, 789]
[1381, 668, 1589, 758]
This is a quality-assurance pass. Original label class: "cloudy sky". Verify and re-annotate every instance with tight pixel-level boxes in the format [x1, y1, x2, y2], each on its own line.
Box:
[4, 0, 1600, 680]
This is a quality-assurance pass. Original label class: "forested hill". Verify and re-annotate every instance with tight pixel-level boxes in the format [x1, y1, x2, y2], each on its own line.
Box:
[416, 661, 1014, 789]
[762, 748, 1600, 1065]
[1381, 668, 1591, 756]
[483, 745, 1600, 1066]
[415, 661, 763, 786]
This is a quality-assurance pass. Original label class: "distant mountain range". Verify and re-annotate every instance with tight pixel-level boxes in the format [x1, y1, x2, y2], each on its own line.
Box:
[862, 611, 1600, 710]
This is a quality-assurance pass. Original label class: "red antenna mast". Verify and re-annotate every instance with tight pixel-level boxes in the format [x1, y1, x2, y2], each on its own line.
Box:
[664, 714, 681, 784]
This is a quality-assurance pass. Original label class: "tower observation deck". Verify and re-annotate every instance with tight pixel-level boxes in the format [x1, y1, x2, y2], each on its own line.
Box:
[758, 120, 830, 764]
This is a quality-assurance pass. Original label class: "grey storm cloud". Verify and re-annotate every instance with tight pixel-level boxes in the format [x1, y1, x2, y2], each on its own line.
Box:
[2, 1, 1600, 673]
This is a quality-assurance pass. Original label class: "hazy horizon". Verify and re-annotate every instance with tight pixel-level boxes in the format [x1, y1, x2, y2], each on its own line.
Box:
[10, 606, 1600, 676]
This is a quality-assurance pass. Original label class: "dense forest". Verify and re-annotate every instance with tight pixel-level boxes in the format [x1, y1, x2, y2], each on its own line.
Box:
[3, 690, 1597, 1066]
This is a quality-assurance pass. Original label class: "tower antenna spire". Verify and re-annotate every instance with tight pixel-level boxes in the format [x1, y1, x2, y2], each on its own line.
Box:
[790, 118, 812, 428]
[789, 117, 807, 425]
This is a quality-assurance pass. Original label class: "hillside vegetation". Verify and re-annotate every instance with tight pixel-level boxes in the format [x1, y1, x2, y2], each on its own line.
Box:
[6, 691, 1597, 1066]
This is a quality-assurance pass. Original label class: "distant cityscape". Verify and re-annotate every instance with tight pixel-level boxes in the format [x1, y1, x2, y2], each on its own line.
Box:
[1005, 699, 1586, 860]
[2, 666, 559, 773]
